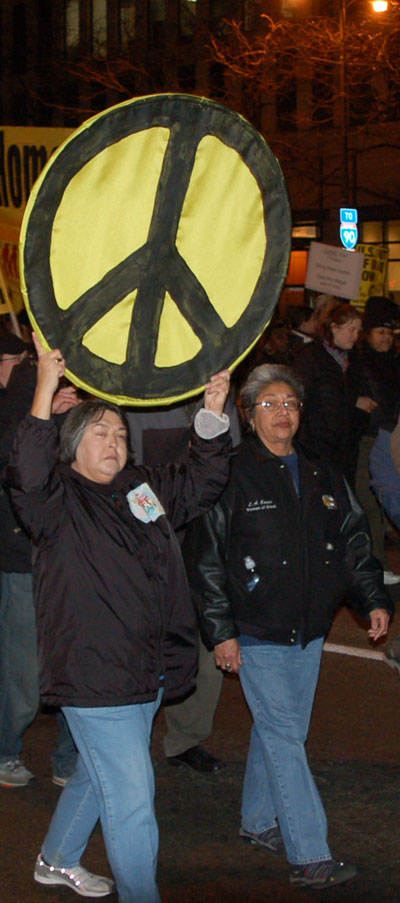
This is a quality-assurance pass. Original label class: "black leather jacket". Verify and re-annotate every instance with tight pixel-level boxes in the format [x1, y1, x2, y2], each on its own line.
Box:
[183, 434, 392, 649]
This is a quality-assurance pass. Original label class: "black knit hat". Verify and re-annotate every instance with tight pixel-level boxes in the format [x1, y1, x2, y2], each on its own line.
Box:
[0, 334, 28, 356]
[363, 296, 398, 332]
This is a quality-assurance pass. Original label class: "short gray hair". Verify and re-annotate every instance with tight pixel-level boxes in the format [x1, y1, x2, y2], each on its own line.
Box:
[240, 363, 304, 421]
[60, 400, 132, 464]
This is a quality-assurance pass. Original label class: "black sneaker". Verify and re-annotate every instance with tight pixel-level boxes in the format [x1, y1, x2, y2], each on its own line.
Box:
[239, 825, 284, 854]
[289, 859, 357, 888]
[167, 745, 225, 773]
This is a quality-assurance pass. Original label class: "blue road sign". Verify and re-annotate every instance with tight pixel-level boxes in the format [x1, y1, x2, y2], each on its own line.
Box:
[340, 208, 358, 224]
[340, 224, 358, 250]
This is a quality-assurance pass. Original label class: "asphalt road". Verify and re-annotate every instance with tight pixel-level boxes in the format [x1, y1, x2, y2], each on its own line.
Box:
[2, 572, 400, 903]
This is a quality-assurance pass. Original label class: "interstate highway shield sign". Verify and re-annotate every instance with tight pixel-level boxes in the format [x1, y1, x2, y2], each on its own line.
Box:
[20, 94, 291, 405]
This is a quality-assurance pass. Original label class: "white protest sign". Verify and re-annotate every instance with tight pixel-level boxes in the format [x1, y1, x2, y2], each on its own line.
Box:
[305, 241, 364, 301]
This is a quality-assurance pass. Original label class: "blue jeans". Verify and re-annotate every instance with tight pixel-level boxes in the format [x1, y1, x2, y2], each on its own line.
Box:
[51, 711, 78, 780]
[239, 637, 331, 865]
[42, 692, 163, 903]
[0, 572, 39, 761]
[0, 571, 77, 776]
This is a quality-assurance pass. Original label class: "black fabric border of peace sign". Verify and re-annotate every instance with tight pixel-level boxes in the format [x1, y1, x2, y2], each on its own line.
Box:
[21, 94, 291, 404]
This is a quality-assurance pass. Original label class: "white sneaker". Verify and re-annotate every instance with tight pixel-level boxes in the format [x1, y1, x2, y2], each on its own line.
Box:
[34, 855, 115, 897]
[383, 570, 400, 585]
[0, 759, 34, 787]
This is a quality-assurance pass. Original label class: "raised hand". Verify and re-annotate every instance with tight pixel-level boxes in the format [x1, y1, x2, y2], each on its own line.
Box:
[31, 332, 67, 419]
[51, 384, 80, 415]
[203, 370, 231, 417]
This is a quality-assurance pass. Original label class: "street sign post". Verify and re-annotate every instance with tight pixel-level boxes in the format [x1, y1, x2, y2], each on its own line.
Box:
[340, 208, 358, 250]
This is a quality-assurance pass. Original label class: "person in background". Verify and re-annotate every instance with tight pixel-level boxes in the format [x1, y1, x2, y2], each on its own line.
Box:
[347, 297, 400, 585]
[285, 306, 318, 358]
[183, 362, 392, 890]
[369, 412, 400, 671]
[126, 392, 241, 774]
[292, 304, 375, 487]
[254, 319, 290, 365]
[0, 333, 78, 788]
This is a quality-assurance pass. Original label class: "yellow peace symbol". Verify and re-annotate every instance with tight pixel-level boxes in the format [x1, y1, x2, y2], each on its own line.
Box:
[20, 94, 291, 405]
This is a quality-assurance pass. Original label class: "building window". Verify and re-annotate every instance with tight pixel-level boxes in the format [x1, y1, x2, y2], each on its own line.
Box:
[149, 0, 165, 43]
[13, 4, 27, 74]
[180, 0, 197, 38]
[38, 0, 53, 65]
[150, 0, 165, 22]
[120, 0, 135, 45]
[92, 0, 107, 57]
[292, 223, 318, 242]
[209, 62, 225, 99]
[178, 64, 196, 91]
[276, 78, 297, 131]
[65, 0, 79, 56]
[210, 0, 241, 15]
[387, 220, 400, 300]
[312, 64, 334, 126]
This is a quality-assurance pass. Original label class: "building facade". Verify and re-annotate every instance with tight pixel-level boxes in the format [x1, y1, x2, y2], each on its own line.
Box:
[0, 0, 399, 302]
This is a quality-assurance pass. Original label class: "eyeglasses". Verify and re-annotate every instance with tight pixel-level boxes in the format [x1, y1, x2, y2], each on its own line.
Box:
[253, 400, 303, 412]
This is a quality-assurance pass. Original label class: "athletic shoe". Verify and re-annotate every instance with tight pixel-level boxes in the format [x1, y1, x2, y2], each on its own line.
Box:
[384, 636, 400, 673]
[34, 855, 115, 897]
[383, 569, 400, 585]
[0, 759, 34, 787]
[289, 859, 357, 887]
[167, 745, 225, 772]
[239, 825, 284, 854]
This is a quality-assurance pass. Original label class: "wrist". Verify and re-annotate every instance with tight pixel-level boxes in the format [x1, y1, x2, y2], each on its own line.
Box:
[31, 386, 54, 420]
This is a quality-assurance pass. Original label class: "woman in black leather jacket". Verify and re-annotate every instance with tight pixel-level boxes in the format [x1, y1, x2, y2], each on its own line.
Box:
[184, 362, 392, 891]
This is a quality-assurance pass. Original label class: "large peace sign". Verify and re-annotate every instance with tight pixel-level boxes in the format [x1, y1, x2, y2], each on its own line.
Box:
[20, 94, 291, 405]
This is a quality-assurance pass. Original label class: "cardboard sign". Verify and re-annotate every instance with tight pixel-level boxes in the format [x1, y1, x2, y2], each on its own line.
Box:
[305, 241, 364, 301]
[355, 243, 389, 309]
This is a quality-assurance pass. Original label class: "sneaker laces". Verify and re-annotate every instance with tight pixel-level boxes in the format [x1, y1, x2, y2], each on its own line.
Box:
[38, 858, 99, 890]
[2, 759, 23, 771]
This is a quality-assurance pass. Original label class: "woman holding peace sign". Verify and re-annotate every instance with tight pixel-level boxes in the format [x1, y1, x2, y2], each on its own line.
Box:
[7, 334, 232, 903]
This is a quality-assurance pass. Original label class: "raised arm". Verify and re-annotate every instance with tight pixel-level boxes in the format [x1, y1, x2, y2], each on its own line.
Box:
[203, 370, 231, 416]
[31, 332, 67, 419]
[140, 371, 233, 529]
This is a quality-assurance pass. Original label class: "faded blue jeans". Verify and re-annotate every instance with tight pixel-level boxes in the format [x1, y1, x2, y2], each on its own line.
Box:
[239, 637, 331, 865]
[0, 571, 76, 776]
[42, 691, 163, 903]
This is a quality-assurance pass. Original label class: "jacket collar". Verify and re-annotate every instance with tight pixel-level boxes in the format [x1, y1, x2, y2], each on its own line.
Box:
[245, 431, 295, 462]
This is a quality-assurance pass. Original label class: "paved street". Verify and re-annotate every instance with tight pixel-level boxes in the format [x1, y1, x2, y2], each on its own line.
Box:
[2, 578, 400, 903]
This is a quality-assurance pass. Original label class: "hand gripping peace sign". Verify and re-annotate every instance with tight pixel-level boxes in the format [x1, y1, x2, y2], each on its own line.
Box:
[20, 94, 291, 405]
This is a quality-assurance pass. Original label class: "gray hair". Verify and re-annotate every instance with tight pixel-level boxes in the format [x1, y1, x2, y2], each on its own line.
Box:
[240, 363, 304, 421]
[60, 400, 132, 464]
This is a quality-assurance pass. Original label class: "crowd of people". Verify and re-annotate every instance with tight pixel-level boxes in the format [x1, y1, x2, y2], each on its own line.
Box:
[0, 291, 399, 900]
[250, 293, 400, 585]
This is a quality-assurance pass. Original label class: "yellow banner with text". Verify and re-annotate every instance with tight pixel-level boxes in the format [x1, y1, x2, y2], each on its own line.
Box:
[0, 125, 72, 315]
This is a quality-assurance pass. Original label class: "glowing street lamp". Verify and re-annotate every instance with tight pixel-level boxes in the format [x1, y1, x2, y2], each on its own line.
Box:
[371, 1, 388, 10]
